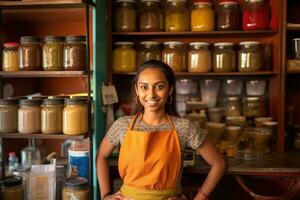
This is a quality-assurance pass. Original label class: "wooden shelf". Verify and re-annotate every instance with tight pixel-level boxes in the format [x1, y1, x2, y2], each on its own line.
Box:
[0, 132, 88, 139]
[0, 71, 87, 77]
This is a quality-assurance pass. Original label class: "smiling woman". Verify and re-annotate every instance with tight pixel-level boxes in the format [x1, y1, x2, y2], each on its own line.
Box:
[97, 60, 225, 200]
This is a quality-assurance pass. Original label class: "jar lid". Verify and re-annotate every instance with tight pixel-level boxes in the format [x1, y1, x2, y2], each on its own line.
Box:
[226, 116, 246, 121]
[189, 42, 209, 47]
[19, 99, 42, 106]
[227, 96, 239, 101]
[244, 97, 260, 101]
[0, 98, 18, 105]
[194, 2, 212, 5]
[43, 98, 64, 105]
[214, 42, 234, 46]
[20, 36, 41, 43]
[48, 95, 70, 99]
[219, 1, 238, 5]
[262, 121, 278, 126]
[115, 41, 134, 46]
[63, 177, 89, 189]
[226, 126, 242, 131]
[1, 176, 22, 187]
[65, 35, 86, 42]
[292, 38, 300, 41]
[140, 41, 160, 46]
[4, 42, 20, 48]
[164, 41, 184, 46]
[239, 41, 261, 46]
[206, 122, 226, 128]
[167, 0, 186, 2]
[141, 0, 159, 2]
[65, 98, 88, 105]
[247, 0, 264, 2]
[116, 0, 136, 3]
[45, 36, 65, 42]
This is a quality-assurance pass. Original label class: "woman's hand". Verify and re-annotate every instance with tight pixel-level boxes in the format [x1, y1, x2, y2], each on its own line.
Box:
[168, 194, 188, 200]
[102, 191, 124, 200]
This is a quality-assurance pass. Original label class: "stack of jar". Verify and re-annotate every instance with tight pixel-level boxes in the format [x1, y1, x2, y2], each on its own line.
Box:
[114, 0, 271, 32]
[0, 97, 88, 135]
[113, 40, 267, 73]
[2, 35, 87, 72]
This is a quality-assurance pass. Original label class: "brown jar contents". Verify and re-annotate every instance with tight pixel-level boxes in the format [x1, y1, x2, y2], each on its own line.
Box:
[139, 0, 163, 31]
[64, 35, 87, 70]
[18, 99, 41, 134]
[63, 177, 89, 200]
[41, 99, 64, 134]
[188, 42, 212, 72]
[238, 41, 263, 72]
[213, 42, 236, 72]
[1, 176, 24, 200]
[243, 97, 265, 117]
[0, 99, 18, 133]
[19, 36, 42, 70]
[137, 41, 161, 66]
[114, 0, 136, 32]
[162, 41, 186, 72]
[2, 43, 20, 72]
[216, 1, 240, 31]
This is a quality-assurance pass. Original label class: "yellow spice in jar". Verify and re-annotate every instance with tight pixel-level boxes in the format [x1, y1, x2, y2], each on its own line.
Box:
[3, 46, 19, 72]
[165, 13, 190, 32]
[113, 42, 136, 72]
[191, 3, 215, 31]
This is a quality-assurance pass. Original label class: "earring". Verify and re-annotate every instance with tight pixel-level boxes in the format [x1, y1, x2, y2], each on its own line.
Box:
[135, 96, 140, 104]
[167, 96, 172, 104]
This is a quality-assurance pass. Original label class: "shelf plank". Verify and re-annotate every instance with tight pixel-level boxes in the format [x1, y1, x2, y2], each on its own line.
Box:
[0, 71, 87, 77]
[0, 0, 88, 9]
[0, 132, 88, 139]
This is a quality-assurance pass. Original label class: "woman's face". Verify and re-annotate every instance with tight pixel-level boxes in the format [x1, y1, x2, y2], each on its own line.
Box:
[135, 68, 173, 113]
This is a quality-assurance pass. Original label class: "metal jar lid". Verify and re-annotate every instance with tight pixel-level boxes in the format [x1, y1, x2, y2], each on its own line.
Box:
[43, 98, 64, 105]
[63, 177, 89, 189]
[0, 98, 19, 105]
[20, 36, 41, 43]
[65, 98, 88, 105]
[45, 36, 65, 42]
[1, 176, 22, 187]
[19, 99, 42, 106]
[65, 35, 86, 42]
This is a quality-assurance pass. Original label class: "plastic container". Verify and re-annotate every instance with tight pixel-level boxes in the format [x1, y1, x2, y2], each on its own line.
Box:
[0, 99, 18, 133]
[208, 107, 224, 122]
[206, 122, 226, 145]
[1, 176, 24, 200]
[254, 117, 273, 127]
[114, 0, 136, 32]
[137, 41, 161, 66]
[43, 36, 65, 71]
[246, 79, 267, 96]
[113, 42, 137, 72]
[176, 79, 197, 94]
[64, 35, 87, 70]
[63, 177, 89, 200]
[19, 36, 42, 71]
[18, 99, 41, 134]
[226, 116, 246, 126]
[162, 41, 186, 72]
[238, 41, 263, 72]
[216, 1, 240, 31]
[213, 42, 236, 72]
[165, 0, 189, 32]
[2, 43, 19, 72]
[200, 79, 220, 108]
[191, 2, 214, 31]
[139, 0, 163, 31]
[188, 42, 212, 72]
[8, 152, 19, 174]
[223, 79, 243, 96]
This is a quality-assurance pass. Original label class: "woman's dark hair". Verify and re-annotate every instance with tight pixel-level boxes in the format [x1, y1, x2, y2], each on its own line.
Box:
[131, 60, 178, 116]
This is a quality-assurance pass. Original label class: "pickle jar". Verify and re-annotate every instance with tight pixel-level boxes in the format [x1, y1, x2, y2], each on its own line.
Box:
[19, 36, 42, 71]
[113, 42, 137, 72]
[0, 99, 18, 133]
[238, 41, 263, 72]
[242, 0, 269, 31]
[63, 177, 89, 200]
[18, 99, 41, 134]
[137, 41, 161, 66]
[139, 0, 163, 31]
[43, 36, 65, 71]
[188, 42, 212, 73]
[162, 41, 186, 72]
[191, 2, 214, 31]
[2, 43, 19, 72]
[63, 99, 88, 135]
[41, 99, 64, 134]
[114, 0, 136, 32]
[216, 1, 240, 31]
[213, 42, 236, 72]
[1, 176, 24, 200]
[225, 97, 241, 117]
[64, 35, 87, 70]
[165, 0, 190, 32]
[243, 97, 265, 117]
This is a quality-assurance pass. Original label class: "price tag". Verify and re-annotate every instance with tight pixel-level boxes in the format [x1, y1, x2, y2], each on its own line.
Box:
[102, 84, 118, 105]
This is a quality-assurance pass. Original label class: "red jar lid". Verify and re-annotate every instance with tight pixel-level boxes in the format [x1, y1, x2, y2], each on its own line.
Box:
[4, 42, 19, 48]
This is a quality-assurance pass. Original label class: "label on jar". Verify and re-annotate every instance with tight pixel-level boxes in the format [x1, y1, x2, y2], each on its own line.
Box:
[102, 84, 118, 105]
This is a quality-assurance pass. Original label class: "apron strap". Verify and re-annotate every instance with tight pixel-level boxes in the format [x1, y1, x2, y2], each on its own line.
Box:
[166, 114, 175, 130]
[127, 114, 140, 132]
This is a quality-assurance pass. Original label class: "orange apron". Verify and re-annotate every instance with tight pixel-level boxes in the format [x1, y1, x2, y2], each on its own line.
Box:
[118, 114, 182, 200]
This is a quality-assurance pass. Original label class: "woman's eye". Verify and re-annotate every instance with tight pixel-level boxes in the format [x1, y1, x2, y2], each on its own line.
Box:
[140, 85, 148, 90]
[156, 84, 164, 90]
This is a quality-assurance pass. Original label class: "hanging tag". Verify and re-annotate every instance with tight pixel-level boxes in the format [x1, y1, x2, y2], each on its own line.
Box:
[102, 84, 118, 105]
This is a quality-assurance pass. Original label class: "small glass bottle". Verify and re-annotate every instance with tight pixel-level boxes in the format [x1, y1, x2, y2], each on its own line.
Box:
[238, 41, 263, 72]
[63, 99, 88, 135]
[213, 42, 236, 72]
[0, 99, 18, 133]
[62, 177, 89, 200]
[1, 176, 24, 200]
[41, 98, 64, 134]
[216, 1, 240, 31]
[139, 0, 163, 31]
[43, 36, 65, 71]
[191, 2, 214, 31]
[162, 41, 186, 72]
[19, 36, 42, 71]
[18, 99, 41, 134]
[113, 42, 137, 72]
[225, 97, 241, 117]
[114, 0, 136, 32]
[137, 41, 161, 66]
[2, 43, 20, 72]
[188, 42, 212, 72]
[165, 0, 190, 32]
[64, 35, 87, 70]
[243, 97, 265, 117]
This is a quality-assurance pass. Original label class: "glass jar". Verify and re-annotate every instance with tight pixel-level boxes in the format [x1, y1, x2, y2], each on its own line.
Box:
[114, 0, 136, 32]
[165, 0, 190, 32]
[113, 42, 137, 72]
[191, 2, 214, 31]
[162, 41, 186, 72]
[238, 41, 263, 72]
[0, 99, 18, 133]
[62, 177, 89, 200]
[41, 99, 64, 134]
[139, 0, 163, 31]
[19, 36, 42, 71]
[248, 128, 272, 154]
[213, 42, 236, 72]
[2, 43, 19, 72]
[18, 99, 41, 134]
[188, 42, 212, 72]
[243, 97, 264, 117]
[64, 35, 87, 70]
[43, 36, 65, 71]
[242, 0, 269, 30]
[63, 99, 88, 135]
[216, 1, 240, 31]
[225, 97, 241, 117]
[1, 176, 24, 200]
[137, 41, 161, 66]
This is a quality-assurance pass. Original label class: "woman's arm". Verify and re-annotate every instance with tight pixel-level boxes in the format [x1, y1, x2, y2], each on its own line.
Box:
[194, 138, 226, 200]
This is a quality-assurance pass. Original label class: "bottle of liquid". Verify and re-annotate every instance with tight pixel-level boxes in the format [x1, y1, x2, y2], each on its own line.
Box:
[8, 152, 19, 174]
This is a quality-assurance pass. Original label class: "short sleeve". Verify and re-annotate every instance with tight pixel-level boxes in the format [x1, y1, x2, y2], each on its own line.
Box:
[186, 120, 207, 150]
[106, 116, 132, 146]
